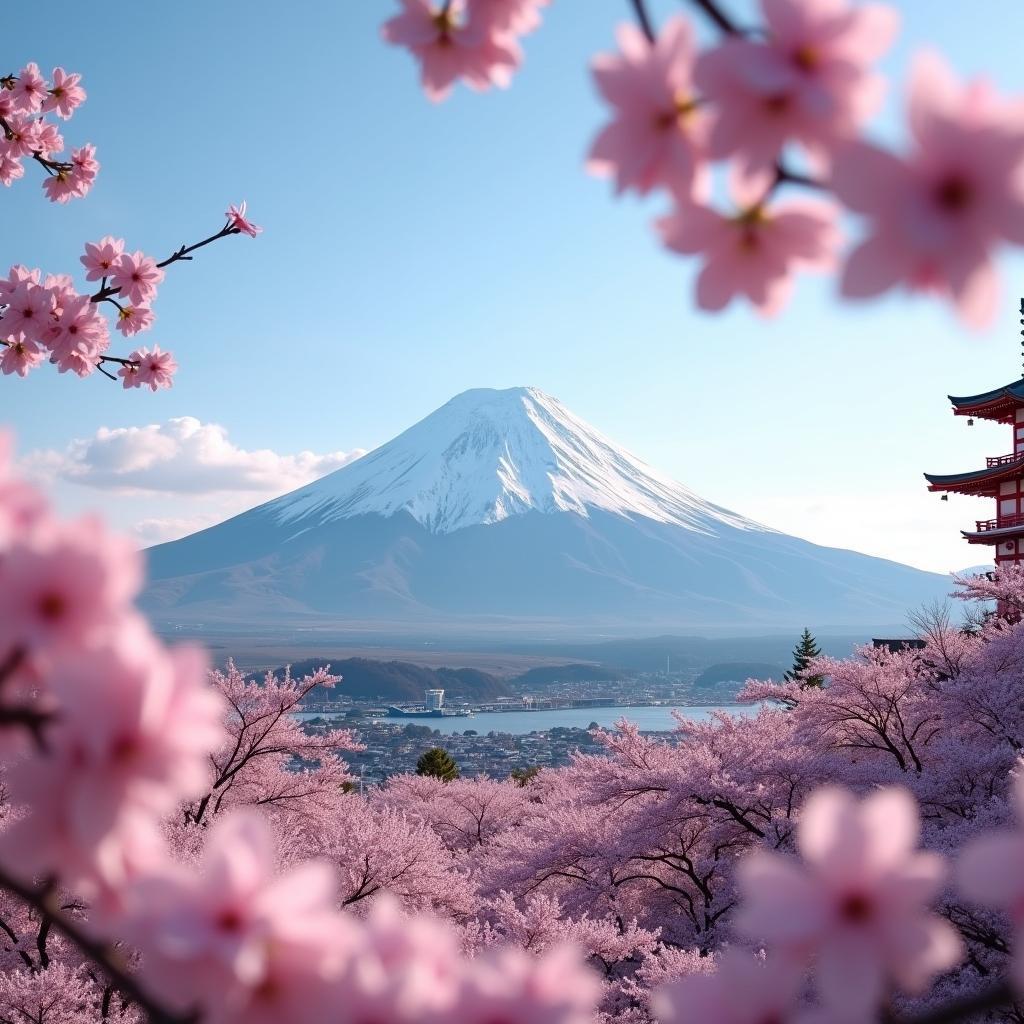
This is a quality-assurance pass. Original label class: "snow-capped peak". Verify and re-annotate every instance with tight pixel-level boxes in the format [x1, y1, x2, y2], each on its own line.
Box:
[267, 387, 768, 536]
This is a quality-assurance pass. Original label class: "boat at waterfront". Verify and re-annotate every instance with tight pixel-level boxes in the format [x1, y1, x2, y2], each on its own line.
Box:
[386, 705, 473, 719]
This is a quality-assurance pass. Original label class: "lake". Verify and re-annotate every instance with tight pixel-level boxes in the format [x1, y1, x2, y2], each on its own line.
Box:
[300, 704, 753, 736]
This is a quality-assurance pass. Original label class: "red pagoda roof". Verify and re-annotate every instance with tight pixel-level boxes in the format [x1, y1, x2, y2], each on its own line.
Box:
[924, 454, 1024, 496]
[962, 512, 1024, 544]
[949, 378, 1024, 422]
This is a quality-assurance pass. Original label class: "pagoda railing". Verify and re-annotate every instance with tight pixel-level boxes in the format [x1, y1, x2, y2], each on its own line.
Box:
[975, 512, 1024, 532]
[986, 451, 1024, 468]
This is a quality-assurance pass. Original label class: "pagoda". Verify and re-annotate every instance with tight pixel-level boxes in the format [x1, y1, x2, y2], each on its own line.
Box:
[925, 377, 1024, 569]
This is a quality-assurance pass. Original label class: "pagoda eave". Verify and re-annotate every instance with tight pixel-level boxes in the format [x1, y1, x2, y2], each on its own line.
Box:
[949, 378, 1024, 423]
[924, 461, 1024, 495]
[962, 529, 1024, 545]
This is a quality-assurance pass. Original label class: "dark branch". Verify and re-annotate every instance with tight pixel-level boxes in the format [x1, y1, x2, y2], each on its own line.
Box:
[0, 864, 198, 1024]
[628, 0, 657, 43]
[686, 0, 740, 35]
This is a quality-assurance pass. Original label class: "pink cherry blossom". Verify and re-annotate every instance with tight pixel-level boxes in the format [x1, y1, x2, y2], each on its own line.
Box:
[0, 265, 41, 301]
[382, 0, 521, 102]
[80, 236, 126, 281]
[115, 305, 155, 336]
[833, 52, 1024, 328]
[0, 619, 224, 888]
[333, 894, 464, 1023]
[125, 809, 349, 1023]
[41, 67, 85, 120]
[736, 787, 963, 1016]
[0, 335, 45, 377]
[226, 201, 262, 238]
[1, 282, 53, 342]
[0, 154, 24, 186]
[958, 775, 1024, 991]
[0, 431, 48, 550]
[109, 250, 165, 306]
[588, 17, 707, 198]
[1, 116, 41, 159]
[696, 0, 899, 177]
[43, 143, 99, 202]
[33, 121, 63, 158]
[657, 193, 838, 316]
[459, 944, 601, 1024]
[0, 514, 142, 657]
[474, 0, 549, 35]
[12, 63, 47, 114]
[49, 293, 109, 367]
[119, 345, 177, 391]
[653, 949, 803, 1024]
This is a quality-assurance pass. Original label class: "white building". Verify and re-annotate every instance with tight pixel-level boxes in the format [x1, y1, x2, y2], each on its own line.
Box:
[425, 688, 445, 710]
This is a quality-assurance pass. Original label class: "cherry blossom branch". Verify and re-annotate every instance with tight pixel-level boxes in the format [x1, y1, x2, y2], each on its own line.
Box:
[0, 112, 73, 178]
[89, 223, 241, 305]
[0, 865, 196, 1024]
[628, 0, 657, 44]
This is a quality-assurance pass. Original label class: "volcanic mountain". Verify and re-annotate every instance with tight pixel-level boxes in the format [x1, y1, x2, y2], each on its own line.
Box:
[142, 387, 951, 634]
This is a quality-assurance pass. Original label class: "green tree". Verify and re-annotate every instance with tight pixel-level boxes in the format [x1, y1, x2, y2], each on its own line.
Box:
[510, 765, 541, 787]
[416, 746, 460, 781]
[785, 628, 825, 688]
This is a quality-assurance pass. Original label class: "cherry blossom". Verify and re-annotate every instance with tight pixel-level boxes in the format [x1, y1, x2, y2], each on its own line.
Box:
[382, 0, 521, 102]
[42, 66, 86, 119]
[0, 334, 44, 377]
[656, 192, 839, 315]
[115, 304, 155, 336]
[125, 810, 349, 1022]
[118, 344, 178, 391]
[958, 775, 1024, 991]
[832, 52, 1024, 328]
[12, 62, 47, 114]
[473, 0, 548, 35]
[80, 237, 126, 281]
[1, 618, 223, 888]
[736, 787, 963, 1016]
[226, 201, 262, 238]
[587, 16, 707, 198]
[0, 513, 142, 657]
[653, 949, 803, 1024]
[695, 0, 899, 177]
[108, 251, 165, 306]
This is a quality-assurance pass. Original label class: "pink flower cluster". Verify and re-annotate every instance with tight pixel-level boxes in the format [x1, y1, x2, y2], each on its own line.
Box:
[382, 0, 548, 101]
[0, 62, 94, 201]
[653, 778, 1024, 1023]
[0, 436, 601, 1024]
[0, 435, 224, 891]
[0, 241, 176, 388]
[586, 0, 1024, 326]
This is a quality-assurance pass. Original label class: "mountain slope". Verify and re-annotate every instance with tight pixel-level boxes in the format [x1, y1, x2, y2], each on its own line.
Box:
[142, 387, 952, 634]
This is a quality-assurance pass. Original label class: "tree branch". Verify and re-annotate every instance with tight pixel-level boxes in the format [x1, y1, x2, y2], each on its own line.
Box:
[686, 0, 740, 35]
[628, 0, 657, 43]
[89, 223, 240, 306]
[0, 865, 197, 1024]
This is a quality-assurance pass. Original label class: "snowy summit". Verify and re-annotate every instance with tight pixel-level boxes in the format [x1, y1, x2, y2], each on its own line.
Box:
[268, 386, 763, 536]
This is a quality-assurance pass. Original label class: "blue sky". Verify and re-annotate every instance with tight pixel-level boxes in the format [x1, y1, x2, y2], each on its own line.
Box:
[5, 1, 1024, 572]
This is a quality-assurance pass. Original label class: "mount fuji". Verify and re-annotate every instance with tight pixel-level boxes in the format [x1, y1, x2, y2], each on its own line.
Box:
[142, 387, 951, 634]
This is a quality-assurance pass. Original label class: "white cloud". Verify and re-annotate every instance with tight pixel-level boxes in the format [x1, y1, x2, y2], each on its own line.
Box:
[25, 417, 366, 497]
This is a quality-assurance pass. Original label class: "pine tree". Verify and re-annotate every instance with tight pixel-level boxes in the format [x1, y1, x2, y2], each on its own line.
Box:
[510, 765, 541, 787]
[785, 628, 825, 688]
[416, 746, 460, 782]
